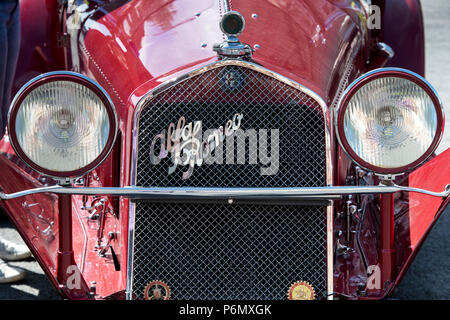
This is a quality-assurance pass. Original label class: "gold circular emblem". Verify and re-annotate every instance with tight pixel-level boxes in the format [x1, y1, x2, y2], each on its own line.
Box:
[143, 281, 171, 300]
[287, 281, 315, 300]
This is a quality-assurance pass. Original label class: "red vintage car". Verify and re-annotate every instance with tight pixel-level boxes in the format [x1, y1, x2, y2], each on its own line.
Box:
[0, 0, 448, 300]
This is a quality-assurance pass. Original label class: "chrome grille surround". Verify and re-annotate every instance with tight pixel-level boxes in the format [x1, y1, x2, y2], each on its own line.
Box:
[127, 60, 334, 300]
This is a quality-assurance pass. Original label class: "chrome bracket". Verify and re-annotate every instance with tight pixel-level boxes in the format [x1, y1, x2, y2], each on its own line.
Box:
[213, 36, 253, 60]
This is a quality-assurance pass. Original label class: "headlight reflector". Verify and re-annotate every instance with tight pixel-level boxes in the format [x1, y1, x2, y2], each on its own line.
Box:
[336, 68, 444, 175]
[8, 72, 117, 179]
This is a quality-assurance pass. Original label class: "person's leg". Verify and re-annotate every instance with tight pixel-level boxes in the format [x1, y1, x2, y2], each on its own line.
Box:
[0, 258, 25, 283]
[0, 1, 27, 284]
[0, 0, 20, 140]
[0, 0, 20, 138]
[0, 3, 10, 141]
[0, 238, 31, 261]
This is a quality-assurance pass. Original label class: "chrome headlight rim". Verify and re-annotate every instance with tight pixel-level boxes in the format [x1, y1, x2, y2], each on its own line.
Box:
[8, 71, 118, 179]
[336, 67, 445, 175]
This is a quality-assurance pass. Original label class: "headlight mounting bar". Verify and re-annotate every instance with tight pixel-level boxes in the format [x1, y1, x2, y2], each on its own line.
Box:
[0, 184, 449, 201]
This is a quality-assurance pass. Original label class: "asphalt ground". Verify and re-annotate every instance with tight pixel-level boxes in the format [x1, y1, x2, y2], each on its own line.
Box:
[0, 0, 449, 300]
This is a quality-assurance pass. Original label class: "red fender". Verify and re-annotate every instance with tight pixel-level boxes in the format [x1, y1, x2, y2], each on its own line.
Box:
[395, 148, 450, 286]
[12, 0, 66, 97]
[375, 0, 425, 76]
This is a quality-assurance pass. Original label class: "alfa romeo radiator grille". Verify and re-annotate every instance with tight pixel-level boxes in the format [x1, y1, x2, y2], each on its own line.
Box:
[135, 65, 326, 187]
[131, 64, 329, 300]
[131, 202, 327, 300]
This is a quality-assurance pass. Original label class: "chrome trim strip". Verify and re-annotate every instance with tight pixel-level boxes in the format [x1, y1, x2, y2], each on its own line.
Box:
[128, 59, 331, 300]
[327, 205, 334, 300]
[1, 184, 449, 200]
[125, 201, 136, 300]
[223, 0, 230, 12]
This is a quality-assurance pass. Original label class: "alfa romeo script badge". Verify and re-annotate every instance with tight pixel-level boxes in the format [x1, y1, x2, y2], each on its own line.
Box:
[143, 281, 171, 300]
[287, 281, 315, 300]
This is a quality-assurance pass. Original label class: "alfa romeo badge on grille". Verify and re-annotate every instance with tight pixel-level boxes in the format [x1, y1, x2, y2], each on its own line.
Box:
[143, 281, 171, 300]
[287, 281, 315, 300]
[220, 67, 245, 93]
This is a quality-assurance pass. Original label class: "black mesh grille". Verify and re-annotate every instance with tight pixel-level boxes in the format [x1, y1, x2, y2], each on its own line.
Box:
[135, 65, 326, 187]
[131, 65, 328, 300]
[132, 203, 327, 300]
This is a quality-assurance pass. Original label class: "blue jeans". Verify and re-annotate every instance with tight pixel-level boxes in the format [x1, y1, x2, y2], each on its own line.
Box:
[0, 0, 20, 140]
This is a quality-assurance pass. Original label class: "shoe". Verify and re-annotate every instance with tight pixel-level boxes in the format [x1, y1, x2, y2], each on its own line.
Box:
[0, 259, 25, 283]
[0, 239, 31, 261]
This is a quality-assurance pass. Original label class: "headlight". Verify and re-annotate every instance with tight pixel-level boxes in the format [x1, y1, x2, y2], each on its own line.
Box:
[336, 68, 444, 175]
[8, 72, 117, 179]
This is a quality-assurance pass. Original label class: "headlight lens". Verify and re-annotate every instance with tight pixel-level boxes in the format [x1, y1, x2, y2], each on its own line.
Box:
[337, 68, 444, 175]
[8, 72, 117, 178]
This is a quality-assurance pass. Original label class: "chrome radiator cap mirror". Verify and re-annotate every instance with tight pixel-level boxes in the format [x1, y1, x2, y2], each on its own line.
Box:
[214, 11, 253, 59]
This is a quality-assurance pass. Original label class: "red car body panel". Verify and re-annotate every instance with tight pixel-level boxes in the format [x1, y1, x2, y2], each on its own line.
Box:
[0, 0, 447, 300]
[11, 0, 67, 97]
[408, 149, 450, 249]
[377, 0, 426, 76]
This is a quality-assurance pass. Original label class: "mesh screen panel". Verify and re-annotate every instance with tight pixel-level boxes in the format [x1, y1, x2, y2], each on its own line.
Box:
[131, 64, 328, 300]
[135, 65, 326, 187]
[132, 203, 327, 300]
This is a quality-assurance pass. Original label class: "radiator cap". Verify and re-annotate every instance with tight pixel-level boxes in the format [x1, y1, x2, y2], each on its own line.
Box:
[214, 11, 253, 59]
